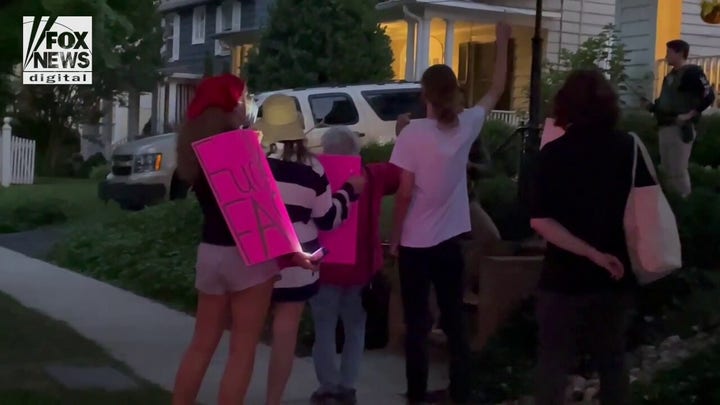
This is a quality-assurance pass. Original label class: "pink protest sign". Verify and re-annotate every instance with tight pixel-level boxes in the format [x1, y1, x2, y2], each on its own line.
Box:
[317, 154, 362, 265]
[193, 130, 301, 266]
[540, 118, 565, 149]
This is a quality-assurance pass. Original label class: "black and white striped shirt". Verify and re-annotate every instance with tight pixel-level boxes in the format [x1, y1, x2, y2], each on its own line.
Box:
[267, 152, 357, 291]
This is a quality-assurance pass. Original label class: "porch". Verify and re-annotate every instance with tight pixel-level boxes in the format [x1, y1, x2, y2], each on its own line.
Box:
[376, 0, 561, 111]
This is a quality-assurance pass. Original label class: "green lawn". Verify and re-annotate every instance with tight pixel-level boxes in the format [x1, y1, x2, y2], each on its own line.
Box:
[0, 292, 171, 404]
[0, 178, 122, 233]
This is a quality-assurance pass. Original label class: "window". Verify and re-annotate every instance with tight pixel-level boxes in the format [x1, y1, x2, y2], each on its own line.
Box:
[215, 8, 230, 55]
[215, 1, 241, 55]
[160, 18, 166, 56]
[309, 94, 359, 125]
[166, 13, 180, 61]
[221, 0, 234, 31]
[192, 6, 206, 44]
[361, 89, 427, 121]
[219, 0, 241, 31]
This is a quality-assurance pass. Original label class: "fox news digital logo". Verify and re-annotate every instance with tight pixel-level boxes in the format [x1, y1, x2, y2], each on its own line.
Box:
[22, 16, 92, 85]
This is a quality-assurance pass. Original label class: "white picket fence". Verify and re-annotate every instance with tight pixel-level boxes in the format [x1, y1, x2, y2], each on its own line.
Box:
[1, 117, 36, 187]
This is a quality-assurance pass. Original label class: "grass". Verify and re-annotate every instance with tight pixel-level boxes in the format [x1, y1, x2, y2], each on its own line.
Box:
[0, 291, 171, 404]
[0, 178, 122, 233]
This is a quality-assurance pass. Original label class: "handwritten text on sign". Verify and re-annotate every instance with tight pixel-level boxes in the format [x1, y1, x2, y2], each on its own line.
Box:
[317, 154, 362, 265]
[193, 130, 301, 266]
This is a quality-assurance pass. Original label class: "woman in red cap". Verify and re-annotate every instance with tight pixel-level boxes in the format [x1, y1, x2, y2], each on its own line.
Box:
[172, 74, 313, 405]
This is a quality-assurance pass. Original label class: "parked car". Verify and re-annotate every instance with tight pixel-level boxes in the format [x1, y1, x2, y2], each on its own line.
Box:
[255, 81, 426, 148]
[98, 82, 425, 210]
[98, 133, 189, 211]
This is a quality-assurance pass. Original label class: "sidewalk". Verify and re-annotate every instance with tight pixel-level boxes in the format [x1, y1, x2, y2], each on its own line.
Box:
[0, 247, 446, 404]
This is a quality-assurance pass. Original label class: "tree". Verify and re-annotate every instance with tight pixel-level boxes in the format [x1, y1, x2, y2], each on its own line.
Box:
[243, 0, 394, 92]
[537, 24, 645, 117]
[0, 0, 163, 173]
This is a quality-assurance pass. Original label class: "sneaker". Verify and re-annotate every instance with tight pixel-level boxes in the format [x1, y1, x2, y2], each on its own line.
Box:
[310, 389, 337, 405]
[336, 387, 358, 405]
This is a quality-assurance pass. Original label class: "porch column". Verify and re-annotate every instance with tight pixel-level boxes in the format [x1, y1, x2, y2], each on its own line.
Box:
[127, 89, 140, 141]
[444, 19, 455, 68]
[167, 81, 178, 128]
[415, 18, 431, 78]
[404, 21, 416, 81]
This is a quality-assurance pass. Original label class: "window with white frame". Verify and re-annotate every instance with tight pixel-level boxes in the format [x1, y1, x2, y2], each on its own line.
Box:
[171, 13, 180, 61]
[192, 6, 206, 44]
[215, 1, 241, 55]
[163, 13, 180, 61]
[160, 17, 167, 56]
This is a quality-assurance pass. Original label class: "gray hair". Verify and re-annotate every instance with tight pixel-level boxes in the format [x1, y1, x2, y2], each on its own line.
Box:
[320, 126, 361, 156]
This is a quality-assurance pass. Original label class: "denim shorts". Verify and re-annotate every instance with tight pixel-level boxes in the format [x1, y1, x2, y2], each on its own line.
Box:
[195, 243, 280, 295]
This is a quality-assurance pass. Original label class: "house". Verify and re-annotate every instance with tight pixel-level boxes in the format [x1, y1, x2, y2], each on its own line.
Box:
[221, 0, 620, 112]
[147, 0, 719, 136]
[615, 0, 720, 104]
[151, 0, 263, 134]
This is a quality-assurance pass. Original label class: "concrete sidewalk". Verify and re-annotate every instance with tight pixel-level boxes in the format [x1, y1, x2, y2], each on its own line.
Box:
[0, 247, 446, 404]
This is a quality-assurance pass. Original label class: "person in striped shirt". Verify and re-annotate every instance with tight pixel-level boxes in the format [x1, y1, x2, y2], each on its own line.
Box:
[254, 94, 365, 405]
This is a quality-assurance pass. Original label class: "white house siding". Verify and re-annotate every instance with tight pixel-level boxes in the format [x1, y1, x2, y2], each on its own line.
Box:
[681, 1, 720, 57]
[544, 0, 617, 63]
[614, 0, 658, 98]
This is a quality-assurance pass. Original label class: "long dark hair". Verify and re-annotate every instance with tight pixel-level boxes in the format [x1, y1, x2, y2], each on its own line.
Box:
[421, 64, 462, 128]
[176, 108, 236, 184]
[553, 69, 620, 130]
[267, 140, 311, 164]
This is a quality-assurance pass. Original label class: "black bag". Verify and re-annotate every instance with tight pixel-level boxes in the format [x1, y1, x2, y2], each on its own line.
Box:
[362, 271, 391, 349]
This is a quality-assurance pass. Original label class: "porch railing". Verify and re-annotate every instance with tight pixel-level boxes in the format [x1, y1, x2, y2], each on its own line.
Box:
[488, 110, 527, 128]
[655, 56, 720, 109]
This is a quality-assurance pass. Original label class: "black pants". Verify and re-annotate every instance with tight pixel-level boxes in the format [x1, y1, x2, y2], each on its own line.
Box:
[398, 238, 470, 403]
[535, 291, 632, 405]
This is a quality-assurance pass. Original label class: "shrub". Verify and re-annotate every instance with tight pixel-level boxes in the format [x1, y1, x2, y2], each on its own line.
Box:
[483, 120, 520, 177]
[360, 141, 393, 164]
[77, 152, 108, 178]
[89, 164, 111, 182]
[477, 175, 532, 241]
[0, 198, 68, 233]
[694, 113, 720, 168]
[50, 199, 201, 311]
[667, 187, 720, 270]
[689, 164, 720, 191]
[619, 110, 659, 163]
[633, 340, 720, 404]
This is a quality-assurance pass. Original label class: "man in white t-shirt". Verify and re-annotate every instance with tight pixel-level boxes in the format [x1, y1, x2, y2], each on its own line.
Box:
[388, 22, 512, 405]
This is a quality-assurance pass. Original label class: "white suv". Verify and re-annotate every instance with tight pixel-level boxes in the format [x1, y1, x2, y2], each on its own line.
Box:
[99, 82, 425, 209]
[254, 82, 426, 149]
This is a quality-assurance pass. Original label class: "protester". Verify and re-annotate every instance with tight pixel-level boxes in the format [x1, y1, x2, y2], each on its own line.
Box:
[171, 75, 313, 405]
[388, 22, 512, 404]
[309, 126, 400, 405]
[530, 69, 656, 405]
[645, 39, 715, 197]
[254, 94, 365, 405]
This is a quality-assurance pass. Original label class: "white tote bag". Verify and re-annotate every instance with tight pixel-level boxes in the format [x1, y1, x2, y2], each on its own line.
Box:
[623, 132, 682, 285]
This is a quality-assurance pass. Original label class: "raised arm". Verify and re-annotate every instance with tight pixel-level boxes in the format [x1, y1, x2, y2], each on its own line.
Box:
[477, 22, 512, 112]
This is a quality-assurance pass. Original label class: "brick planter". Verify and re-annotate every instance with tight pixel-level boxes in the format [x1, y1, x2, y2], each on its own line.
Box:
[473, 255, 543, 351]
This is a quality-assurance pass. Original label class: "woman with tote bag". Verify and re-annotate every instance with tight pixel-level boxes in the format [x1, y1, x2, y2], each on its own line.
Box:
[529, 69, 681, 405]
